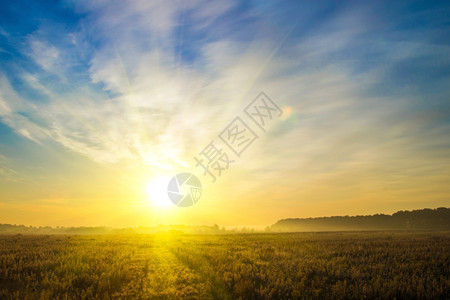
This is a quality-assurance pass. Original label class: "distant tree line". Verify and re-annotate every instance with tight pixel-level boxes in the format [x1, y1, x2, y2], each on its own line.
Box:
[271, 207, 450, 232]
[0, 224, 225, 235]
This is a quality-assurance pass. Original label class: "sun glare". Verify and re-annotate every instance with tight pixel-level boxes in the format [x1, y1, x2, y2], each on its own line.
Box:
[146, 176, 173, 207]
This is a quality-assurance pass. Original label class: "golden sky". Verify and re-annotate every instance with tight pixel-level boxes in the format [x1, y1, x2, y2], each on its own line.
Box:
[0, 1, 449, 227]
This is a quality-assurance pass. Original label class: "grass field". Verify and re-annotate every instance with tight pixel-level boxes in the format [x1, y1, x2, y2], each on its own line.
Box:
[0, 232, 448, 299]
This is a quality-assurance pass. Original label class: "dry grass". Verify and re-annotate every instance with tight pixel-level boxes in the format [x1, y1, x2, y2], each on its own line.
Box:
[0, 232, 448, 299]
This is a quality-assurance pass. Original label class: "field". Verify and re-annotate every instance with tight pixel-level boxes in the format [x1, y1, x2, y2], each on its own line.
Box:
[0, 232, 448, 299]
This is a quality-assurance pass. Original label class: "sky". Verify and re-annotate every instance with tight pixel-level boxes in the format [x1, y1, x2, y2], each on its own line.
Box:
[0, 0, 449, 227]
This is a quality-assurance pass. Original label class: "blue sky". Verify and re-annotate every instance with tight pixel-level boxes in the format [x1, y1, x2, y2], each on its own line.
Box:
[0, 0, 449, 226]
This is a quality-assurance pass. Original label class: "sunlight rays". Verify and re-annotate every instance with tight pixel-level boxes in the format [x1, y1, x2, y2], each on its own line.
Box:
[146, 176, 173, 208]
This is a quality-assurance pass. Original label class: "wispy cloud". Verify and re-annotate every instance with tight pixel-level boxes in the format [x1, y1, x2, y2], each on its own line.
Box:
[1, 2, 449, 171]
[0, 152, 21, 183]
[27, 39, 60, 73]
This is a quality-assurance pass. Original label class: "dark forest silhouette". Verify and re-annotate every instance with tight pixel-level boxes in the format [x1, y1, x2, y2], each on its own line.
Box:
[271, 207, 449, 232]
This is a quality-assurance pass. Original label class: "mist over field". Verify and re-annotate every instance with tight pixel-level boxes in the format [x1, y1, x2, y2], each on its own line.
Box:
[1, 207, 449, 234]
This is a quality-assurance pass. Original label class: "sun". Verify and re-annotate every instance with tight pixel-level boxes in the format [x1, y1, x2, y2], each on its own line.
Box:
[146, 176, 173, 207]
